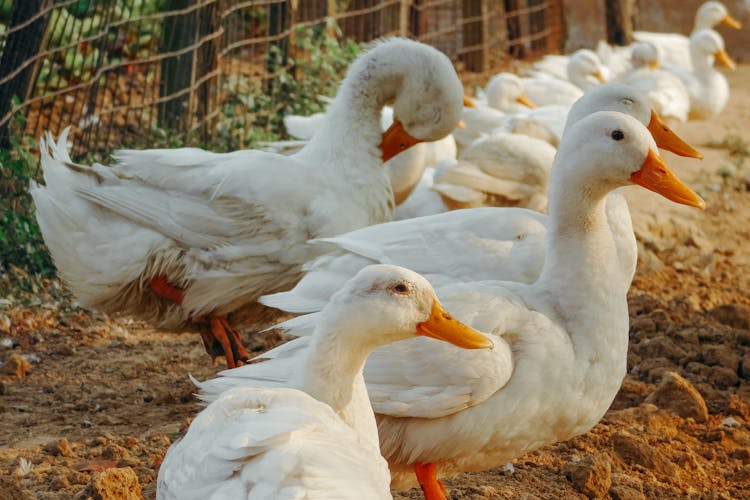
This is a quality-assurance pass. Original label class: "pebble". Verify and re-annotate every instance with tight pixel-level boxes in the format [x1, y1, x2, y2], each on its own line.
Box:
[0, 314, 10, 333]
[610, 431, 677, 476]
[721, 417, 741, 428]
[609, 473, 645, 500]
[79, 467, 141, 500]
[644, 371, 709, 423]
[22, 353, 41, 364]
[1, 353, 32, 379]
[709, 304, 750, 330]
[702, 344, 741, 370]
[563, 453, 611, 499]
[44, 438, 75, 457]
[1, 337, 12, 348]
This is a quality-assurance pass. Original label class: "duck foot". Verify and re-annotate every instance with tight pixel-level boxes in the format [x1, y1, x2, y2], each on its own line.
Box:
[414, 462, 447, 500]
[150, 275, 249, 368]
[199, 316, 250, 369]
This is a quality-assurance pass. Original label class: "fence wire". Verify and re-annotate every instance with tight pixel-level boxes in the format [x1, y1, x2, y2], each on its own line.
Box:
[0, 0, 564, 157]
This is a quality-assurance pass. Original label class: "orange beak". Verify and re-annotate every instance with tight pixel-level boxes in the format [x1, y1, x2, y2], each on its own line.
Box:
[721, 14, 742, 29]
[630, 149, 705, 209]
[648, 60, 660, 70]
[380, 119, 423, 162]
[516, 93, 536, 109]
[416, 299, 494, 350]
[593, 71, 608, 84]
[647, 111, 703, 159]
[715, 49, 736, 70]
[463, 95, 476, 108]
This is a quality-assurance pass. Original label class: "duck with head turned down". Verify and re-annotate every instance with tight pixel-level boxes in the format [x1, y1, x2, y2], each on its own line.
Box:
[30, 37, 464, 368]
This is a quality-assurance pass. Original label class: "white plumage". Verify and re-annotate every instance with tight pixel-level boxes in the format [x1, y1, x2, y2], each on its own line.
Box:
[31, 37, 464, 367]
[262, 84, 702, 316]
[633, 1, 741, 70]
[201, 111, 705, 496]
[522, 49, 607, 107]
[157, 387, 391, 500]
[433, 132, 556, 212]
[618, 44, 692, 123]
[159, 264, 492, 499]
[665, 29, 734, 120]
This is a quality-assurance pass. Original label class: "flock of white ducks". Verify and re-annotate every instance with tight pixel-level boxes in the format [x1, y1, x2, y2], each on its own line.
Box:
[30, 1, 740, 497]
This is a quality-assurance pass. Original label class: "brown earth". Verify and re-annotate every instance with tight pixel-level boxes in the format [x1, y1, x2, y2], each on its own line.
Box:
[2, 66, 750, 499]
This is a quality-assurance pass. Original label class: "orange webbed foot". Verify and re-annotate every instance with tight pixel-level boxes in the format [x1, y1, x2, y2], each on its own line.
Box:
[199, 316, 250, 369]
[414, 462, 447, 500]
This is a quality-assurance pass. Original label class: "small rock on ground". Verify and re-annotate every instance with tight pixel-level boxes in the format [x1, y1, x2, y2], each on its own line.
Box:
[1, 353, 31, 379]
[563, 453, 612, 499]
[77, 467, 141, 500]
[645, 371, 709, 422]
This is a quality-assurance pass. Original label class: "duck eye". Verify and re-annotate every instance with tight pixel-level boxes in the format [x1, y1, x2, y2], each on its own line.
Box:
[611, 130, 625, 141]
[390, 282, 409, 294]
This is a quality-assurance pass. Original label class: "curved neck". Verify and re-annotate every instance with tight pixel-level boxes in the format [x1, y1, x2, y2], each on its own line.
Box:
[298, 49, 405, 167]
[299, 325, 376, 419]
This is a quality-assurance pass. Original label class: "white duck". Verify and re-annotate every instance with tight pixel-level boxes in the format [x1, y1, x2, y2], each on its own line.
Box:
[30, 38, 464, 368]
[666, 28, 735, 120]
[380, 106, 458, 205]
[203, 111, 705, 498]
[634, 1, 741, 70]
[261, 83, 702, 315]
[158, 264, 493, 499]
[431, 132, 556, 212]
[597, 39, 660, 79]
[392, 165, 450, 220]
[522, 49, 608, 107]
[453, 74, 535, 149]
[618, 42, 691, 123]
[274, 104, 458, 207]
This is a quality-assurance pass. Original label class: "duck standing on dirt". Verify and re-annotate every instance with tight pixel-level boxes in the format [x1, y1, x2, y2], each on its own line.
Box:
[30, 38, 464, 368]
[157, 265, 493, 499]
[200, 111, 706, 499]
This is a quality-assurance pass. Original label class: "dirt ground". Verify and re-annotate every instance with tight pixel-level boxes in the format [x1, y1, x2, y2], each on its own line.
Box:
[2, 66, 750, 499]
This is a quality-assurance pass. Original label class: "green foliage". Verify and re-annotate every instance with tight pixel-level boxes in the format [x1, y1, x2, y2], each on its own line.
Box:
[216, 21, 361, 150]
[0, 112, 54, 279]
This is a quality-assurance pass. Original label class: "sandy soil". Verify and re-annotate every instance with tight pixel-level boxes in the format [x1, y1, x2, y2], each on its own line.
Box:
[2, 66, 750, 499]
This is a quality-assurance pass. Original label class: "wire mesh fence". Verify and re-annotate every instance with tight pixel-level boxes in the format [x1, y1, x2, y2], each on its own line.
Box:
[0, 0, 564, 157]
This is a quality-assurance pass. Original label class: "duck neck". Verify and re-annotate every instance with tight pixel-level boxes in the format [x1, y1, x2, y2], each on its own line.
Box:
[538, 171, 624, 306]
[298, 324, 376, 423]
[690, 46, 716, 79]
[298, 49, 405, 173]
[536, 170, 630, 393]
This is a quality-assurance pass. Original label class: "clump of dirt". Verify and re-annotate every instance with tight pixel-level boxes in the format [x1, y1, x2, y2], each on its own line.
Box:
[2, 67, 750, 500]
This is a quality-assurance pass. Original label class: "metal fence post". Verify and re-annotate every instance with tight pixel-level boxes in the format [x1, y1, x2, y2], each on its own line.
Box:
[0, 0, 50, 148]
